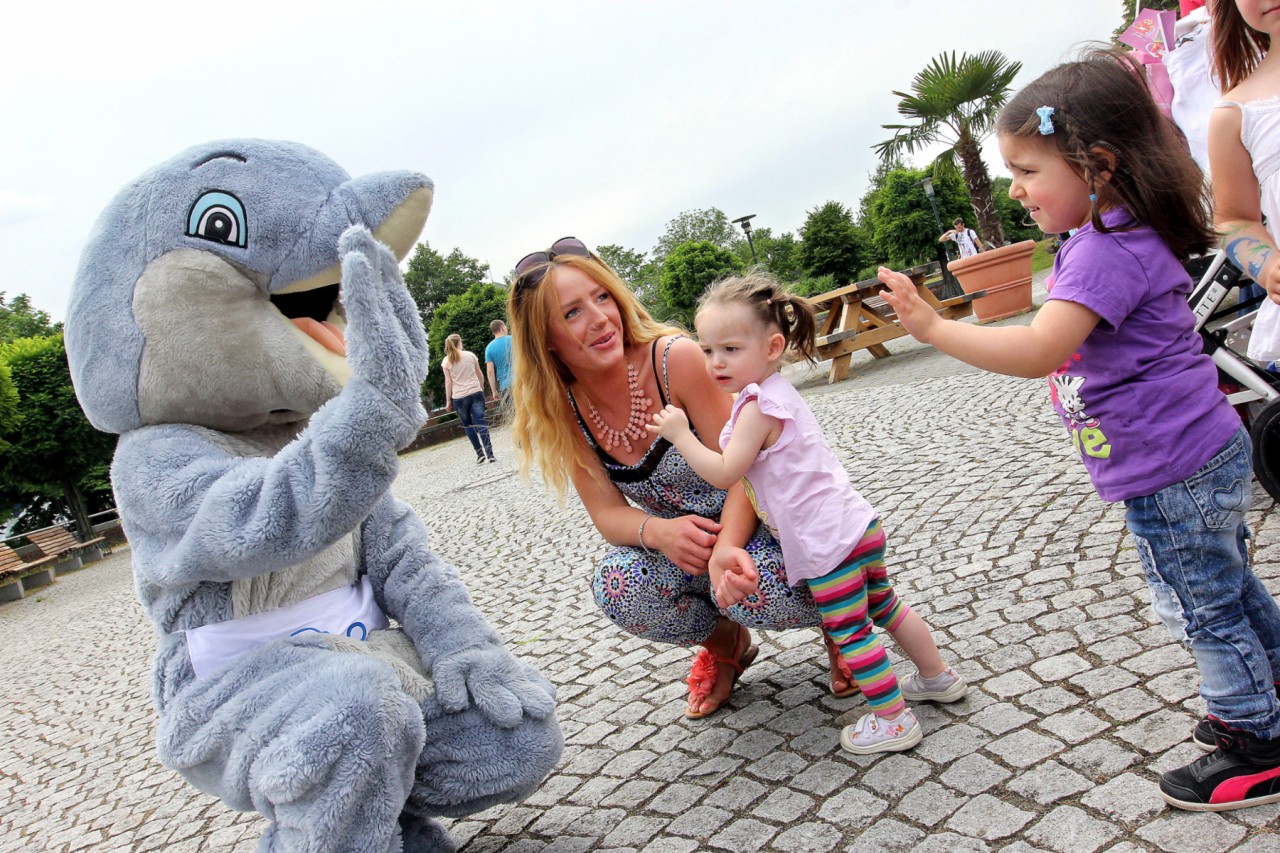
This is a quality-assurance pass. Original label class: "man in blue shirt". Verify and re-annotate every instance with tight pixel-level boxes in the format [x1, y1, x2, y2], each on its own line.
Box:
[485, 319, 513, 404]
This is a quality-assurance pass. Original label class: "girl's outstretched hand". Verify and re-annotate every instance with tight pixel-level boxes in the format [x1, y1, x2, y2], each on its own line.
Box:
[647, 404, 691, 440]
[878, 266, 939, 343]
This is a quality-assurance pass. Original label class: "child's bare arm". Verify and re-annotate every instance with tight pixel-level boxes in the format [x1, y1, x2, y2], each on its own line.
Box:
[648, 403, 776, 490]
[879, 266, 1098, 378]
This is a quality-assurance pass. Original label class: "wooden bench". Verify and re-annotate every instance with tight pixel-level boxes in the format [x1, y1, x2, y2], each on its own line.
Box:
[26, 526, 109, 575]
[0, 543, 57, 603]
[811, 264, 985, 383]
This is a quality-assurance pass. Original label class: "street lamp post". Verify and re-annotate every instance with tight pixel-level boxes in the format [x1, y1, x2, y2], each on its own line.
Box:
[732, 214, 759, 264]
[921, 177, 960, 298]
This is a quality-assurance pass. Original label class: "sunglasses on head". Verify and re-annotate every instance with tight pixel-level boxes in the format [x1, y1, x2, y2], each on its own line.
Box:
[514, 237, 594, 291]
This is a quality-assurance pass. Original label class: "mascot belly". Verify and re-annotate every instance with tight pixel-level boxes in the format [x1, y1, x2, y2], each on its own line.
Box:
[64, 139, 562, 853]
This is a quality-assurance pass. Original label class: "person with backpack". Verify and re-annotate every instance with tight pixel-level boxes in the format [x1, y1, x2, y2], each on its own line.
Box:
[940, 218, 986, 257]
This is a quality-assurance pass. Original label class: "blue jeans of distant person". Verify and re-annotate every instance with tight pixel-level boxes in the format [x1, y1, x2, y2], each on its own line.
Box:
[453, 391, 494, 460]
[1125, 427, 1280, 738]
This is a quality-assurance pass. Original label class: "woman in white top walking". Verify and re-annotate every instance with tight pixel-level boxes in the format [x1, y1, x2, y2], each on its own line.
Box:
[442, 333, 496, 463]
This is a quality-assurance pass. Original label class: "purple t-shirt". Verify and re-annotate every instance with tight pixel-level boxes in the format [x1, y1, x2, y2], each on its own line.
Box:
[1045, 208, 1240, 502]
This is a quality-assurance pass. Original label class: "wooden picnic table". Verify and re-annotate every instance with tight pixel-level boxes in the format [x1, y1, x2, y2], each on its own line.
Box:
[811, 262, 983, 383]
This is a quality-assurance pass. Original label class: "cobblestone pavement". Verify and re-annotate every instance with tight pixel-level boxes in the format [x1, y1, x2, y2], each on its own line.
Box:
[6, 287, 1280, 852]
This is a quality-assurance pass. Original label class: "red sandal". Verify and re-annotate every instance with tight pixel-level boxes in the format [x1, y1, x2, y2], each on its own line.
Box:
[685, 638, 759, 719]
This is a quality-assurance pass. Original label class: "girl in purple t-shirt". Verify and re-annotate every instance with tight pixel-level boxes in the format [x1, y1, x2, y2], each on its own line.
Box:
[881, 48, 1280, 812]
[648, 273, 966, 756]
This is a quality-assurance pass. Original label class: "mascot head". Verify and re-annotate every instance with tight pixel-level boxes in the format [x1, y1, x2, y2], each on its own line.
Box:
[65, 139, 432, 434]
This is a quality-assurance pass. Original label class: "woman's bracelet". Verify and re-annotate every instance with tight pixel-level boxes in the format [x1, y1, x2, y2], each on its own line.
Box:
[638, 514, 654, 554]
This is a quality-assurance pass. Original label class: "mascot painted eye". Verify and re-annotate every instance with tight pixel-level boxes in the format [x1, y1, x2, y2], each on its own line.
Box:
[187, 190, 247, 247]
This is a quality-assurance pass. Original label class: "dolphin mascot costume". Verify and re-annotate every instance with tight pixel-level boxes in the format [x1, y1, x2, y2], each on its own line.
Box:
[64, 139, 562, 852]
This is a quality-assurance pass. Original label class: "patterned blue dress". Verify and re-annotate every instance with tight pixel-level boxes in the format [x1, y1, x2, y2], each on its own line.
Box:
[577, 338, 822, 646]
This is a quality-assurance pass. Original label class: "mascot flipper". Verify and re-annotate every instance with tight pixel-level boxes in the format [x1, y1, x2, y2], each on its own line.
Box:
[65, 140, 562, 853]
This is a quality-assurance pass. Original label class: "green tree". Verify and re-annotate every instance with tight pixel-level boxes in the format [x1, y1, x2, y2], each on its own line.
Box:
[402, 242, 490, 332]
[0, 334, 115, 537]
[876, 50, 1022, 249]
[731, 227, 803, 283]
[0, 292, 60, 343]
[798, 202, 864, 285]
[652, 209, 740, 263]
[597, 243, 662, 305]
[424, 283, 508, 408]
[659, 241, 744, 327]
[991, 176, 1041, 244]
[862, 166, 970, 268]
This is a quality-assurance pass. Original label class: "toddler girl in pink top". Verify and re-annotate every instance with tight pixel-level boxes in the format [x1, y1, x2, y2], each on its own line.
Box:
[648, 273, 966, 754]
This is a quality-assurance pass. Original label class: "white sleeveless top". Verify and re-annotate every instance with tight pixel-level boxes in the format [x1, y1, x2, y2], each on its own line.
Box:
[1218, 98, 1280, 361]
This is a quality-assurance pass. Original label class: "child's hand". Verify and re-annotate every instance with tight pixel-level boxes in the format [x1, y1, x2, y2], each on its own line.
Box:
[715, 566, 761, 608]
[708, 546, 761, 608]
[878, 266, 940, 343]
[647, 404, 691, 440]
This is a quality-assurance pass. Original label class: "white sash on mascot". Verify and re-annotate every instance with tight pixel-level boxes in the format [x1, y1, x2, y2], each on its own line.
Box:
[185, 577, 388, 679]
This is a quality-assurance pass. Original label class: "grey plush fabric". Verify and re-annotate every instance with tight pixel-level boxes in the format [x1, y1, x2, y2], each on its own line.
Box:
[64, 140, 561, 853]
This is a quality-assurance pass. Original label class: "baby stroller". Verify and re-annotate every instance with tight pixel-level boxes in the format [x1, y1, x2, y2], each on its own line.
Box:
[1188, 251, 1280, 501]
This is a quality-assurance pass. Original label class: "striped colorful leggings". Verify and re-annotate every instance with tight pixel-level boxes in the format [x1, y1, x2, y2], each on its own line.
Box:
[808, 519, 909, 718]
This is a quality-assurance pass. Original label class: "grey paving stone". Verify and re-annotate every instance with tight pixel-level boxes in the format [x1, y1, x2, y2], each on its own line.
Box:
[750, 787, 814, 823]
[814, 787, 888, 828]
[985, 729, 1066, 768]
[856, 754, 930, 798]
[707, 818, 776, 852]
[1135, 811, 1247, 853]
[969, 702, 1037, 735]
[1079, 773, 1165, 826]
[896, 781, 967, 827]
[1059, 741, 1144, 787]
[1038, 707, 1110, 743]
[842, 818, 926, 852]
[665, 805, 733, 838]
[1022, 805, 1120, 853]
[790, 761, 855, 797]
[770, 822, 842, 853]
[1006, 760, 1093, 804]
[944, 793, 1036, 841]
[939, 753, 1012, 795]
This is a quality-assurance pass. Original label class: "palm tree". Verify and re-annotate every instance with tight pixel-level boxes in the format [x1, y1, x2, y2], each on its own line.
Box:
[875, 50, 1022, 249]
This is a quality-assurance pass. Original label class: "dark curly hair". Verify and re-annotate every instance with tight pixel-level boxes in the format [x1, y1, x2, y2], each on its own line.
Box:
[997, 46, 1214, 261]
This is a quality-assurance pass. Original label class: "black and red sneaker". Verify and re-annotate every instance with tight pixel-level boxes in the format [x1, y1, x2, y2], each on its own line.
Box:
[1191, 716, 1227, 751]
[1161, 725, 1280, 811]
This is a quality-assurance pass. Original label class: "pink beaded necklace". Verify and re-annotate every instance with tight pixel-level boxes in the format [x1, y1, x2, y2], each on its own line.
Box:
[580, 358, 654, 453]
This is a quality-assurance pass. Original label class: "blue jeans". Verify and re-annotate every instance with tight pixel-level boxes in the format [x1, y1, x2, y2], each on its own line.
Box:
[453, 392, 493, 459]
[1125, 427, 1280, 738]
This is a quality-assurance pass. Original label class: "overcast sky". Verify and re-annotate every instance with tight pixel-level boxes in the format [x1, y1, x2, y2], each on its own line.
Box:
[1, 0, 1124, 322]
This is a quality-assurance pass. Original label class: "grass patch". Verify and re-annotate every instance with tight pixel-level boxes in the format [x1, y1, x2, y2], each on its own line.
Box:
[1031, 238, 1057, 274]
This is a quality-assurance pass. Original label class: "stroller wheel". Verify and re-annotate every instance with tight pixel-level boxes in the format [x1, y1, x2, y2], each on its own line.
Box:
[1250, 398, 1280, 503]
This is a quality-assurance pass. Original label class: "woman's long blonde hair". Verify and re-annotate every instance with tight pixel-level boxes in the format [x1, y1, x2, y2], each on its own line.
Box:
[507, 253, 681, 497]
[444, 333, 463, 364]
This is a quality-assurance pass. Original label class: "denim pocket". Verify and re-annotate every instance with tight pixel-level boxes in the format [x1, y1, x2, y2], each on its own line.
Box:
[1185, 432, 1250, 530]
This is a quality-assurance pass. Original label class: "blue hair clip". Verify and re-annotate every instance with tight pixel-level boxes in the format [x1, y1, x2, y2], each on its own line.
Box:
[1036, 106, 1056, 135]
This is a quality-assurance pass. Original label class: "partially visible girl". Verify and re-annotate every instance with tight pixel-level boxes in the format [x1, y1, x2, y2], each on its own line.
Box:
[648, 273, 967, 755]
[1210, 0, 1280, 364]
[880, 47, 1280, 811]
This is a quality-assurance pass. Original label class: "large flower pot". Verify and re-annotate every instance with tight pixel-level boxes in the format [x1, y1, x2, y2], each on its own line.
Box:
[947, 239, 1036, 323]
